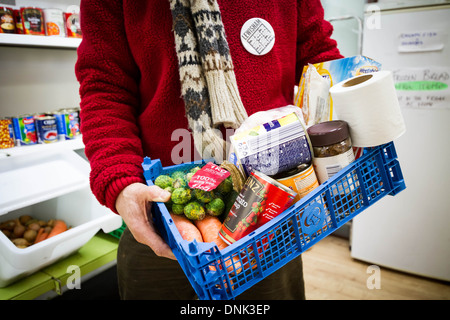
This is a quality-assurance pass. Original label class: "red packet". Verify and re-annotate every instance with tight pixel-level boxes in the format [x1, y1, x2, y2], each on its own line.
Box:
[188, 162, 230, 191]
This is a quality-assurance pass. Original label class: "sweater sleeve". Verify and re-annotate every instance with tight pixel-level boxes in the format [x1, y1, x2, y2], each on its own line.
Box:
[75, 0, 145, 213]
[295, 0, 344, 82]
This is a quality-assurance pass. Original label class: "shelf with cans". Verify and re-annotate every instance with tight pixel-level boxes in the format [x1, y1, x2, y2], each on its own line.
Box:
[0, 5, 81, 49]
[0, 108, 83, 158]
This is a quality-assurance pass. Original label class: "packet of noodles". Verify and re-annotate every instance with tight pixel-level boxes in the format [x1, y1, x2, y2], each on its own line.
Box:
[296, 64, 331, 127]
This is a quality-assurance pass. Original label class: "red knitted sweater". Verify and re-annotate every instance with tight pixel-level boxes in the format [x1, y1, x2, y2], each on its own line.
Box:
[75, 0, 342, 213]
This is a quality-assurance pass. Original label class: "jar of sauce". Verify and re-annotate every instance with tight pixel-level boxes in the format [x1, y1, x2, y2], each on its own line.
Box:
[307, 120, 355, 184]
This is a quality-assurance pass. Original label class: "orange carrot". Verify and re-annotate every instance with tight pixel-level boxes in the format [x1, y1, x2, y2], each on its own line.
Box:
[194, 215, 242, 275]
[46, 220, 68, 239]
[170, 213, 203, 242]
[34, 227, 49, 244]
[194, 215, 228, 250]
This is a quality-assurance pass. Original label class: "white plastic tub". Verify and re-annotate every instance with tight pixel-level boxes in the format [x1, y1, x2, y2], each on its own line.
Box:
[0, 187, 122, 287]
[0, 149, 122, 287]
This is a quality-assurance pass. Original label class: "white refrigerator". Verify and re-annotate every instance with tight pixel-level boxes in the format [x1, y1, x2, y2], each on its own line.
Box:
[350, 0, 450, 281]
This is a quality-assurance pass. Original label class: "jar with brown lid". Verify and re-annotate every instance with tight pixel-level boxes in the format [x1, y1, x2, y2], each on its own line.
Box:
[306, 120, 355, 184]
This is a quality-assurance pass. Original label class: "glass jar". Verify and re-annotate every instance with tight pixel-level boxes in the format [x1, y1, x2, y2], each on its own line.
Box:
[307, 120, 355, 184]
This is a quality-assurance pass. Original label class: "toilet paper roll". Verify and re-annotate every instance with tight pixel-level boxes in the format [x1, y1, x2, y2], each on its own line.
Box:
[329, 70, 406, 147]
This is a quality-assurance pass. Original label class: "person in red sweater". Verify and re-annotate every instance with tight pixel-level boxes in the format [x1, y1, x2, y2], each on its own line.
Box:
[76, 0, 342, 300]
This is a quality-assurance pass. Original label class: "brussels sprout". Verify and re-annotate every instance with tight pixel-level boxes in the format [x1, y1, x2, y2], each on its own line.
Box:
[216, 176, 233, 194]
[171, 203, 185, 215]
[205, 198, 225, 217]
[154, 175, 173, 189]
[171, 171, 186, 180]
[193, 189, 215, 203]
[185, 172, 195, 182]
[171, 187, 192, 204]
[190, 166, 202, 174]
[173, 177, 188, 189]
[184, 201, 206, 220]
[164, 186, 174, 194]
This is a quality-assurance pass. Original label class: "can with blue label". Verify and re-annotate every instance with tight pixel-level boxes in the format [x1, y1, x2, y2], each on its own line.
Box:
[35, 115, 58, 144]
[54, 108, 80, 140]
[12, 114, 37, 146]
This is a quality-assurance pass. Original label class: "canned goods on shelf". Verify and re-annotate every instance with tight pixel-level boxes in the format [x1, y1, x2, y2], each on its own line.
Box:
[0, 7, 16, 34]
[0, 118, 15, 149]
[53, 108, 80, 140]
[44, 8, 65, 37]
[21, 7, 45, 35]
[12, 114, 37, 146]
[35, 115, 58, 144]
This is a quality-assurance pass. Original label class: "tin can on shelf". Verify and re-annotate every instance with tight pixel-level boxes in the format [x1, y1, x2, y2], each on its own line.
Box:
[13, 9, 23, 34]
[0, 7, 16, 34]
[43, 8, 65, 37]
[64, 12, 82, 38]
[12, 114, 37, 146]
[0, 118, 15, 149]
[21, 7, 45, 35]
[272, 164, 319, 203]
[35, 115, 58, 144]
[219, 170, 297, 245]
[54, 109, 80, 140]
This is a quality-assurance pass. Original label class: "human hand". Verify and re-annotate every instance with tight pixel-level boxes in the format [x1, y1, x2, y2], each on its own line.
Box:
[115, 182, 175, 260]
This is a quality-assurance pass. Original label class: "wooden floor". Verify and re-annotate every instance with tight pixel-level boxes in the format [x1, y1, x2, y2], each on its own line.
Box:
[301, 235, 450, 300]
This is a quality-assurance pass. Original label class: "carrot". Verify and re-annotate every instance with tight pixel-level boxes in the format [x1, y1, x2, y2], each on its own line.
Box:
[194, 215, 242, 275]
[170, 213, 203, 243]
[194, 215, 228, 251]
[46, 220, 68, 239]
[34, 227, 49, 244]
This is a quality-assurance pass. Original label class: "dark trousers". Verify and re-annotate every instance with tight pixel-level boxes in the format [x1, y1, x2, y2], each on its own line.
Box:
[117, 227, 306, 300]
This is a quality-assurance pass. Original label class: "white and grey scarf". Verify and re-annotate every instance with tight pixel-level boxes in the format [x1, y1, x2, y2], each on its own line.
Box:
[169, 0, 248, 162]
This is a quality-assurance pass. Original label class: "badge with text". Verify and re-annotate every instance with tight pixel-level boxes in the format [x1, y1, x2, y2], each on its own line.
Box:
[240, 18, 275, 56]
[188, 162, 231, 191]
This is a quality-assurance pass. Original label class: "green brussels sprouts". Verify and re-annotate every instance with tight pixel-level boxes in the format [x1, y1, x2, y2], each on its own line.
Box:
[172, 177, 188, 189]
[184, 201, 206, 220]
[206, 198, 225, 216]
[193, 189, 215, 203]
[164, 186, 174, 194]
[216, 176, 233, 194]
[171, 203, 185, 215]
[171, 171, 186, 180]
[171, 187, 192, 204]
[185, 172, 195, 182]
[154, 175, 174, 189]
[190, 166, 202, 174]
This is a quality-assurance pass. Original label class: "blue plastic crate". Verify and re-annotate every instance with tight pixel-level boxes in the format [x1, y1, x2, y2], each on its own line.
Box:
[142, 141, 405, 300]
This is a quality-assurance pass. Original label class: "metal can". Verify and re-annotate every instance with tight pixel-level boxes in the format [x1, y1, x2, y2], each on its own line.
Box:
[44, 8, 65, 37]
[35, 115, 58, 144]
[0, 7, 16, 33]
[54, 109, 80, 140]
[21, 7, 45, 35]
[219, 170, 297, 245]
[64, 12, 82, 38]
[12, 114, 37, 146]
[272, 164, 319, 203]
[0, 118, 15, 149]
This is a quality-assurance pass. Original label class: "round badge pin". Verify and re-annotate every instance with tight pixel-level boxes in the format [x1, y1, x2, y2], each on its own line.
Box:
[240, 18, 275, 56]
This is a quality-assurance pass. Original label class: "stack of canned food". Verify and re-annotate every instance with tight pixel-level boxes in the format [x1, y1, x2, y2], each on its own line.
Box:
[0, 5, 81, 38]
[0, 108, 81, 149]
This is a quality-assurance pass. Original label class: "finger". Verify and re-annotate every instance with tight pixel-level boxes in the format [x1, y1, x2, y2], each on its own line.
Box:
[132, 220, 176, 260]
[144, 185, 171, 203]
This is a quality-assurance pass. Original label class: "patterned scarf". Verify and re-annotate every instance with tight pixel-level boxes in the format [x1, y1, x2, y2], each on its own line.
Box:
[169, 0, 248, 162]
